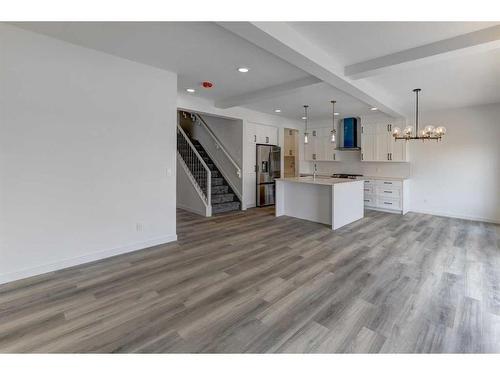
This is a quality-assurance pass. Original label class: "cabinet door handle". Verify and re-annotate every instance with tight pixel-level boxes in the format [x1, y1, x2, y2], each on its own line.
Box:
[333, 153, 336, 161]
[289, 150, 292, 156]
[361, 153, 363, 161]
[364, 199, 370, 202]
[254, 135, 257, 142]
[384, 182, 392, 185]
[384, 191, 392, 193]
[387, 153, 390, 160]
[312, 153, 316, 160]
[384, 202, 393, 205]
[266, 136, 269, 143]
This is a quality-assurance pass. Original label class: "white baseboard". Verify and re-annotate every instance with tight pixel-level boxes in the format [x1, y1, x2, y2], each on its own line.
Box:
[0, 234, 178, 286]
[409, 208, 500, 224]
[176, 203, 208, 217]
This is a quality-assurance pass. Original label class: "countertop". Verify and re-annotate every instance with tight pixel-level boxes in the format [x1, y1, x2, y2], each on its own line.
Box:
[276, 176, 362, 186]
[299, 173, 409, 182]
[358, 175, 410, 181]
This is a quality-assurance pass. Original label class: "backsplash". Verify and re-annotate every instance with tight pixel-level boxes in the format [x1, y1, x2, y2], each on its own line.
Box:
[300, 152, 411, 178]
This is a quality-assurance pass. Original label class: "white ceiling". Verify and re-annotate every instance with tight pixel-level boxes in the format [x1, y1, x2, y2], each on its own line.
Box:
[11, 21, 500, 121]
[245, 82, 376, 121]
[288, 22, 498, 66]
[368, 47, 500, 113]
[12, 22, 310, 100]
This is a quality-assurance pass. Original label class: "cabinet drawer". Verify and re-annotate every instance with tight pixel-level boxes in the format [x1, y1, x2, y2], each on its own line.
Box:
[363, 185, 374, 195]
[375, 179, 402, 189]
[363, 195, 376, 207]
[376, 186, 401, 198]
[377, 197, 401, 210]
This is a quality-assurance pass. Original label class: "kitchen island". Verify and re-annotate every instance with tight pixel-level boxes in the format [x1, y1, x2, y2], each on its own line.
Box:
[275, 176, 364, 230]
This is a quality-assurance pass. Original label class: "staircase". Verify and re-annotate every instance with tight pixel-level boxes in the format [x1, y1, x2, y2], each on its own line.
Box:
[177, 133, 241, 214]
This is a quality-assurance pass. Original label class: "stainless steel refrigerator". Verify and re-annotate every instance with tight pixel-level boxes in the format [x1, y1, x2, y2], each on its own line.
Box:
[256, 144, 281, 207]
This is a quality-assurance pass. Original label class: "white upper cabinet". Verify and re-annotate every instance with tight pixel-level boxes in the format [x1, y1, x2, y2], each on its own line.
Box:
[361, 123, 376, 161]
[304, 128, 340, 162]
[256, 124, 278, 145]
[361, 122, 407, 162]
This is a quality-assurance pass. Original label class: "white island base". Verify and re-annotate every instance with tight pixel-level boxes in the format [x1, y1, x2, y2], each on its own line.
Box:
[275, 177, 364, 230]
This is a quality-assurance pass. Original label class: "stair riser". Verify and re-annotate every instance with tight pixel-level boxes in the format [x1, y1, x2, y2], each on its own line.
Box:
[212, 202, 241, 214]
[211, 194, 235, 204]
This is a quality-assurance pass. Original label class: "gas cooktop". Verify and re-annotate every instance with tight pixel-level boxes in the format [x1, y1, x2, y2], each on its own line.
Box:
[331, 173, 363, 180]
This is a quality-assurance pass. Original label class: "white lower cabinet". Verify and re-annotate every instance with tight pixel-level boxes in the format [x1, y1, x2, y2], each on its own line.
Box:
[362, 178, 409, 214]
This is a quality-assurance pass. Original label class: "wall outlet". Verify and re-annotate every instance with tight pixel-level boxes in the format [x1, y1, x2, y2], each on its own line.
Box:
[166, 168, 172, 177]
[136, 223, 143, 232]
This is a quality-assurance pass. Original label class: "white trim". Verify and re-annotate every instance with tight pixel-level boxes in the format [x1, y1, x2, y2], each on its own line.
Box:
[0, 234, 178, 285]
[177, 202, 210, 217]
[409, 209, 500, 224]
[177, 151, 212, 215]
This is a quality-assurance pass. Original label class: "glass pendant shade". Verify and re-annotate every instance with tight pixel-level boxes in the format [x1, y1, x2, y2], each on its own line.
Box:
[403, 126, 413, 136]
[392, 127, 401, 136]
[303, 105, 309, 145]
[435, 126, 447, 136]
[330, 100, 337, 144]
[424, 125, 435, 135]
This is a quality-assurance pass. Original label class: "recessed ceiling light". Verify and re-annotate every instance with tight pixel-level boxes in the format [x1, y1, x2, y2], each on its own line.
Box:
[334, 112, 340, 116]
[237, 67, 250, 73]
[301, 116, 307, 120]
[186, 88, 196, 93]
[274, 109, 281, 113]
[370, 107, 378, 111]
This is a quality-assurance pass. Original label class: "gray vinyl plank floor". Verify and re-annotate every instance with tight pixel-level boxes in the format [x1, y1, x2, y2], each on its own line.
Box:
[0, 207, 499, 353]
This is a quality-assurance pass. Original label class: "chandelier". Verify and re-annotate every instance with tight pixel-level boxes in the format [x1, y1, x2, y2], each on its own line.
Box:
[392, 89, 446, 141]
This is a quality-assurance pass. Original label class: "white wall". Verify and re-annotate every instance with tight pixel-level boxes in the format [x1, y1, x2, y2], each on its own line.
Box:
[409, 103, 500, 223]
[0, 24, 178, 284]
[197, 114, 243, 167]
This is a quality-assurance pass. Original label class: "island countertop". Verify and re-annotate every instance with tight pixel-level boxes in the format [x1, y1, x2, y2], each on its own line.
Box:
[275, 176, 361, 186]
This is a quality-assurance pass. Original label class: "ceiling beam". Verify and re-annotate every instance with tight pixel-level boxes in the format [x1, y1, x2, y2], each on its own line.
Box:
[345, 25, 500, 79]
[218, 22, 405, 118]
[215, 76, 321, 109]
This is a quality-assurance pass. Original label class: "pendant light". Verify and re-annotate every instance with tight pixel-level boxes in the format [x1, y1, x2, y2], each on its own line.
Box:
[303, 105, 309, 144]
[392, 89, 446, 141]
[330, 100, 337, 143]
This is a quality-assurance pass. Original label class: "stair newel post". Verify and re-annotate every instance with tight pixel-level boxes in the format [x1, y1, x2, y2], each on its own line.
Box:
[207, 168, 211, 208]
